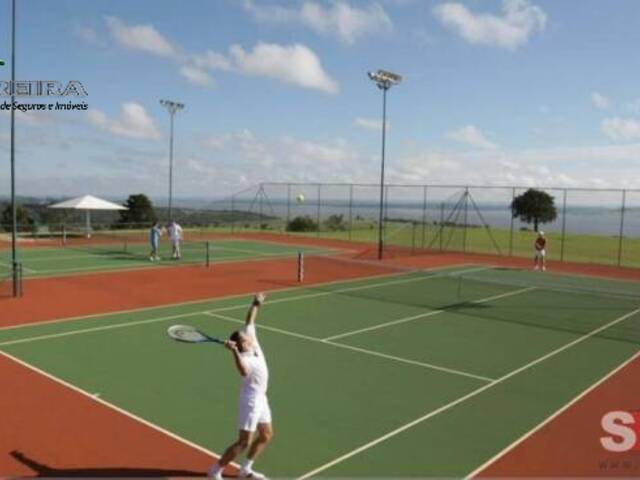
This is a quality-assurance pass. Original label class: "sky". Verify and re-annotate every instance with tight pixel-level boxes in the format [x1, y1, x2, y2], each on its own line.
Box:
[1, 0, 640, 201]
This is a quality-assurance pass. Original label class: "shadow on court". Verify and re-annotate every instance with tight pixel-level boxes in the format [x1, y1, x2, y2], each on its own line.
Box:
[10, 450, 205, 477]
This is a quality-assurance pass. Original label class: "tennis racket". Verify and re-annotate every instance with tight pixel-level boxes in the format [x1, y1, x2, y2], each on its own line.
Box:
[167, 324, 225, 345]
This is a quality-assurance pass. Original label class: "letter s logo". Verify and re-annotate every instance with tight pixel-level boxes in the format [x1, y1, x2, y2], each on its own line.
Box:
[601, 411, 637, 452]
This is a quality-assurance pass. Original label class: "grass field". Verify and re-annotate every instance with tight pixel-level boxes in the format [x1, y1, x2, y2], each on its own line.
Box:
[230, 221, 640, 267]
[1, 264, 638, 477]
[0, 238, 333, 278]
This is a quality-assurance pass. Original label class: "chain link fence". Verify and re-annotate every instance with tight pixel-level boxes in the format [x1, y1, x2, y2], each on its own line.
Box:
[1, 183, 638, 269]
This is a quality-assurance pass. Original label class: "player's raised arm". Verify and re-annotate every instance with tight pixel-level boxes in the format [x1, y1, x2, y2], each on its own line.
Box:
[245, 293, 266, 325]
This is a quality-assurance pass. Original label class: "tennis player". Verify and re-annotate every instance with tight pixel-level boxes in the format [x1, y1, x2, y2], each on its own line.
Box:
[209, 293, 272, 480]
[149, 221, 162, 261]
[534, 231, 546, 271]
[167, 220, 183, 259]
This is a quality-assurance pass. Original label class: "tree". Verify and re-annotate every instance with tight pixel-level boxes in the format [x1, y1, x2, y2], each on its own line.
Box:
[286, 216, 318, 232]
[324, 214, 347, 231]
[1, 204, 34, 232]
[117, 194, 157, 228]
[511, 188, 557, 231]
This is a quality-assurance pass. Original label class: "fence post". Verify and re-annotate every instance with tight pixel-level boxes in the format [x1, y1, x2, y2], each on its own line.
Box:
[286, 183, 291, 235]
[508, 187, 515, 256]
[258, 185, 264, 230]
[230, 194, 235, 234]
[462, 187, 469, 253]
[560, 188, 567, 262]
[439, 202, 444, 252]
[348, 184, 354, 241]
[316, 184, 321, 238]
[421, 185, 427, 249]
[617, 189, 627, 267]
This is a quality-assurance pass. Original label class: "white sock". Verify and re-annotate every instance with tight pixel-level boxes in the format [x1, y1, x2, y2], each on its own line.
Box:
[210, 464, 222, 474]
[242, 459, 254, 471]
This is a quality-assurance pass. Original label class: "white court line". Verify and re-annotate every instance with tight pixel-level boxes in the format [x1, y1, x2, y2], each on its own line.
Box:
[0, 262, 475, 332]
[323, 287, 535, 342]
[206, 312, 494, 383]
[296, 307, 640, 479]
[0, 266, 488, 346]
[464, 348, 640, 479]
[0, 349, 238, 469]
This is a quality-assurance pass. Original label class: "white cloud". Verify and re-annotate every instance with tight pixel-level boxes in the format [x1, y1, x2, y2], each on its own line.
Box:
[229, 43, 339, 94]
[354, 117, 389, 131]
[433, 0, 547, 49]
[627, 99, 640, 114]
[591, 91, 610, 110]
[447, 125, 498, 150]
[602, 117, 640, 142]
[105, 16, 178, 58]
[87, 102, 161, 141]
[192, 50, 233, 71]
[243, 1, 392, 44]
[179, 65, 214, 87]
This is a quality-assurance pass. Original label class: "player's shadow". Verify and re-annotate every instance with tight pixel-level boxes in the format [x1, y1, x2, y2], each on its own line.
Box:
[10, 450, 205, 477]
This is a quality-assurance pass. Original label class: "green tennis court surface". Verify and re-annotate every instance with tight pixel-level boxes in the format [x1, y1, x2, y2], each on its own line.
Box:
[0, 238, 332, 278]
[0, 264, 639, 477]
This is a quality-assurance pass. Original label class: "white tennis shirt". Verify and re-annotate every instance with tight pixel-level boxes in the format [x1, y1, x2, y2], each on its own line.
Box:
[239, 323, 269, 399]
[169, 223, 183, 242]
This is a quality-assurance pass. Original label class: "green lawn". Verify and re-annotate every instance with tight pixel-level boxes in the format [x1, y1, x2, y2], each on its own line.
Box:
[1, 265, 638, 477]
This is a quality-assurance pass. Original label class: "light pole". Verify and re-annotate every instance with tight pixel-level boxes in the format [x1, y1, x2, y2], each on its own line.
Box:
[159, 99, 184, 221]
[368, 69, 402, 260]
[9, 0, 18, 296]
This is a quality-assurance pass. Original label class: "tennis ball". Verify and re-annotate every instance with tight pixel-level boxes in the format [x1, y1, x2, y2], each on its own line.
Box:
[296, 194, 305, 204]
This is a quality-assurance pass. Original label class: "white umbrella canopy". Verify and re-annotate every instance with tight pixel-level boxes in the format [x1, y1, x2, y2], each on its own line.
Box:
[48, 195, 128, 211]
[48, 195, 128, 236]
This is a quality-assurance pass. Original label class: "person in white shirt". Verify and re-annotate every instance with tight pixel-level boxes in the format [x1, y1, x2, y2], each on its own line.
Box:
[209, 293, 272, 480]
[167, 220, 183, 260]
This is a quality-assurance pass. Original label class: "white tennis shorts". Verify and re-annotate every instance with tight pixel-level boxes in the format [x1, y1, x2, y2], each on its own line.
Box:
[535, 249, 546, 258]
[238, 395, 272, 432]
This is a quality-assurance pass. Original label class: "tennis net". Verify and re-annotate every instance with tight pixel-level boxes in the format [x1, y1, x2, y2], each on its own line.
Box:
[62, 229, 212, 266]
[297, 254, 640, 345]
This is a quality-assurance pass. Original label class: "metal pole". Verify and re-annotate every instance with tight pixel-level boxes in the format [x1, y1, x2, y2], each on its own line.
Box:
[316, 183, 321, 238]
[462, 187, 469, 253]
[286, 183, 291, 234]
[168, 111, 174, 221]
[377, 87, 387, 260]
[560, 189, 567, 262]
[508, 187, 515, 256]
[10, 0, 18, 297]
[230, 194, 235, 234]
[617, 189, 627, 267]
[348, 184, 353, 241]
[439, 202, 444, 252]
[421, 186, 427, 249]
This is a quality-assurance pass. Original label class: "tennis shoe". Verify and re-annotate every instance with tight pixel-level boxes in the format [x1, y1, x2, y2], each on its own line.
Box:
[207, 465, 223, 479]
[238, 467, 266, 479]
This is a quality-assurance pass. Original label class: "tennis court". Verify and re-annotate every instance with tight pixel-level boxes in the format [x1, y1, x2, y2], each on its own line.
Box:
[1, 260, 639, 477]
[0, 236, 334, 278]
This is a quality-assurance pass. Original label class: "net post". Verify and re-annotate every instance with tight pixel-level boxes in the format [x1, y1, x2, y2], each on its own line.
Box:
[123, 237, 128, 254]
[62, 224, 67, 247]
[206, 240, 211, 268]
[297, 251, 304, 283]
